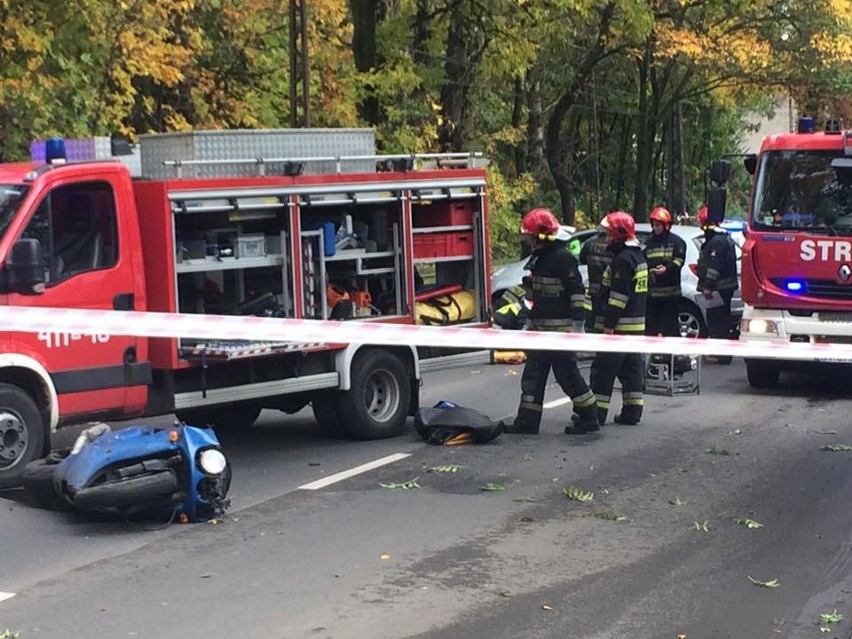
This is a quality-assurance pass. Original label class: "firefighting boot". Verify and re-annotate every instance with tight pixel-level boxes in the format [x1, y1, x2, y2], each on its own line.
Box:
[613, 407, 642, 425]
[564, 407, 600, 435]
[503, 418, 540, 435]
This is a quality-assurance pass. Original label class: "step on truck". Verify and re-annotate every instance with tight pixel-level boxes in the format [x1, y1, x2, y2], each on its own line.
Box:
[714, 117, 852, 387]
[0, 130, 493, 487]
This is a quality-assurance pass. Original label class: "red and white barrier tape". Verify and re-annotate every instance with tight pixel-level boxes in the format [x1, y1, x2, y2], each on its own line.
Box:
[0, 306, 850, 362]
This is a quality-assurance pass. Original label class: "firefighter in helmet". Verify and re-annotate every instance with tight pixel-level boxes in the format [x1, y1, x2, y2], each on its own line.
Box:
[644, 206, 686, 337]
[506, 208, 599, 435]
[579, 221, 612, 333]
[696, 205, 738, 364]
[590, 211, 648, 425]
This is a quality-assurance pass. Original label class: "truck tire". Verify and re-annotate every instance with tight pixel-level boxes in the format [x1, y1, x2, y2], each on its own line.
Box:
[336, 350, 411, 440]
[175, 405, 261, 430]
[311, 392, 349, 438]
[0, 384, 46, 489]
[746, 359, 780, 388]
[74, 471, 179, 511]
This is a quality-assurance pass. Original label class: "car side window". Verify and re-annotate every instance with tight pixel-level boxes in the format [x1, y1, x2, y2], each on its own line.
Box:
[21, 181, 119, 284]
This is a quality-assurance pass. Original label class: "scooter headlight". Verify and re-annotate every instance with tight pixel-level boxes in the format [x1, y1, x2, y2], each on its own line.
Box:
[198, 448, 228, 475]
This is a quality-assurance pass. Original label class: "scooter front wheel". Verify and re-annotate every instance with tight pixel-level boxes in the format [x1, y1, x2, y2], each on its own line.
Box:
[73, 471, 179, 511]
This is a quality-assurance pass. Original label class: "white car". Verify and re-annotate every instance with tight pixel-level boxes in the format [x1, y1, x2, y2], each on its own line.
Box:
[491, 223, 743, 338]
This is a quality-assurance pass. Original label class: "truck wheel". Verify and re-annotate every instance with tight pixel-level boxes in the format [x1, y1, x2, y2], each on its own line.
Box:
[336, 350, 411, 440]
[746, 359, 780, 388]
[311, 392, 349, 438]
[175, 405, 261, 430]
[74, 471, 179, 511]
[0, 384, 46, 489]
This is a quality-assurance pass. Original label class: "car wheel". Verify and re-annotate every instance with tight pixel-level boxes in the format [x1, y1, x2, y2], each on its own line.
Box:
[677, 301, 708, 338]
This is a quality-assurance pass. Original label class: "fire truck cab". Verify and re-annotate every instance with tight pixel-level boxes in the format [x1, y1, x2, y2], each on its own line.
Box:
[734, 117, 852, 386]
[0, 130, 493, 487]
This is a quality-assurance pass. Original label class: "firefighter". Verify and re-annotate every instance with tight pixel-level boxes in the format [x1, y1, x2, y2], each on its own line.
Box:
[590, 211, 648, 425]
[579, 225, 612, 332]
[696, 205, 738, 364]
[505, 208, 599, 435]
[644, 206, 686, 337]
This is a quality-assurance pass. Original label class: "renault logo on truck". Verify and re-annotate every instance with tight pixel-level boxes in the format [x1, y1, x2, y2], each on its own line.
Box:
[840, 264, 852, 282]
[800, 239, 852, 262]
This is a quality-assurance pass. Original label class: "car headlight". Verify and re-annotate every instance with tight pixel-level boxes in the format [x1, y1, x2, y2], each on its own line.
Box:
[741, 318, 779, 335]
[198, 448, 228, 475]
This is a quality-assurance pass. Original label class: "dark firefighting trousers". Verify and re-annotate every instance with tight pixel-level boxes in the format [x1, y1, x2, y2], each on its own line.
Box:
[645, 296, 680, 337]
[706, 289, 735, 340]
[590, 351, 645, 424]
[515, 349, 597, 431]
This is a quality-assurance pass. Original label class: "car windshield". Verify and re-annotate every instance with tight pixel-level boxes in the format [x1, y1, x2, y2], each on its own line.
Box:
[751, 150, 852, 232]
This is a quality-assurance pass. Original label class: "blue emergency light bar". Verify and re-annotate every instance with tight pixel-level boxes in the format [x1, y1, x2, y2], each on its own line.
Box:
[797, 117, 815, 134]
[44, 137, 66, 163]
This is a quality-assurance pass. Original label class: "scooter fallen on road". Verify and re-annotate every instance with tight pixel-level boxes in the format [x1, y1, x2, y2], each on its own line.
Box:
[22, 422, 231, 523]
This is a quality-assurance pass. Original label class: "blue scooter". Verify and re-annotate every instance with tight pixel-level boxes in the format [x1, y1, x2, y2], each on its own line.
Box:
[23, 422, 231, 522]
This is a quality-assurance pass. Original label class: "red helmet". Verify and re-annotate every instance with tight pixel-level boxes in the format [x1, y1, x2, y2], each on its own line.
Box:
[602, 211, 636, 242]
[698, 206, 709, 226]
[649, 206, 672, 228]
[520, 208, 559, 240]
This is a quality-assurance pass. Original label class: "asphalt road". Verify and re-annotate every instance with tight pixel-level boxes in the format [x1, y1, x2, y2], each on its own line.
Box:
[3, 359, 852, 638]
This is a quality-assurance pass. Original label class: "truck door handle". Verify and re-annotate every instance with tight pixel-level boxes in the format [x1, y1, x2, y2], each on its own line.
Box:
[113, 293, 135, 311]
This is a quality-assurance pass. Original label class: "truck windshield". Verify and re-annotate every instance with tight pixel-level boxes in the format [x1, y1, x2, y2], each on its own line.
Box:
[751, 150, 852, 232]
[0, 185, 29, 241]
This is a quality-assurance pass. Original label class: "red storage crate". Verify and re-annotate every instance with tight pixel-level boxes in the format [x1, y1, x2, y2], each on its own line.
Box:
[412, 201, 473, 227]
[413, 232, 474, 259]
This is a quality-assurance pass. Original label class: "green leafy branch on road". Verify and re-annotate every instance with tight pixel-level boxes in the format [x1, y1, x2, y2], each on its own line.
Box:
[563, 486, 595, 502]
[380, 477, 421, 490]
[819, 609, 844, 631]
[748, 576, 780, 588]
[425, 464, 461, 473]
[821, 444, 852, 452]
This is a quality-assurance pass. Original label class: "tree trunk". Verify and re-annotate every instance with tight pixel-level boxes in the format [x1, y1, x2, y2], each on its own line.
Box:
[349, 0, 380, 125]
[544, 2, 617, 225]
[512, 75, 526, 176]
[632, 47, 653, 222]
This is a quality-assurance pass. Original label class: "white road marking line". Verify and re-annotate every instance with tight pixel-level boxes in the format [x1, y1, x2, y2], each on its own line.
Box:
[299, 453, 412, 490]
[0, 592, 16, 603]
[543, 397, 572, 409]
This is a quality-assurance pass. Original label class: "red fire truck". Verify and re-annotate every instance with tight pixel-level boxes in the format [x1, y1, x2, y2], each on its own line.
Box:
[734, 117, 852, 387]
[0, 130, 492, 487]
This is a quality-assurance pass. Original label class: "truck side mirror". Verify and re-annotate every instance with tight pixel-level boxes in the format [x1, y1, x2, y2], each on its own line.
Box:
[743, 154, 757, 176]
[7, 238, 45, 294]
[710, 159, 732, 185]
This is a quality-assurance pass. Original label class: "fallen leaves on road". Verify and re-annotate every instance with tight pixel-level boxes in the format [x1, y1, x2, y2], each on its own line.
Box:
[479, 483, 506, 492]
[380, 478, 421, 490]
[821, 444, 852, 452]
[705, 446, 730, 456]
[693, 520, 711, 532]
[734, 518, 764, 529]
[563, 486, 595, 502]
[748, 576, 780, 588]
[425, 464, 461, 473]
[669, 497, 686, 506]
[590, 511, 628, 522]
